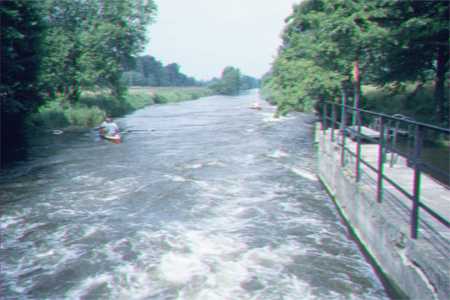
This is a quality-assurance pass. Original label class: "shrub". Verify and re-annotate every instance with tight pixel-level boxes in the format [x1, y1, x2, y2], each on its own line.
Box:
[64, 105, 104, 127]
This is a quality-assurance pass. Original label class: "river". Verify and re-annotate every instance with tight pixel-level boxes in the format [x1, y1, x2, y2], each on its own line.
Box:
[0, 90, 388, 299]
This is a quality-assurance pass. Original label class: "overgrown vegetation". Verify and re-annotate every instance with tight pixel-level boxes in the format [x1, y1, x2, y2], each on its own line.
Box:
[28, 87, 213, 129]
[262, 0, 449, 127]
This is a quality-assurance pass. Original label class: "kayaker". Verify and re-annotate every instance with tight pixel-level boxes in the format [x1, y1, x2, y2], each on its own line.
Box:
[99, 117, 120, 136]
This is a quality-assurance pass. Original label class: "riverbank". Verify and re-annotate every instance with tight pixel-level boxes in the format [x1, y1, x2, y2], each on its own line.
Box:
[27, 87, 213, 130]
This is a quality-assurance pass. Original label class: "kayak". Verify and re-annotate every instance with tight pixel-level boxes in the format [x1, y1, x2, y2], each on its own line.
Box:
[249, 102, 262, 110]
[102, 134, 121, 144]
[98, 128, 121, 144]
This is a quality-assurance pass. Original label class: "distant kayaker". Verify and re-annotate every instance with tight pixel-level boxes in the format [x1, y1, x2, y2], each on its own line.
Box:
[250, 101, 262, 110]
[99, 117, 120, 137]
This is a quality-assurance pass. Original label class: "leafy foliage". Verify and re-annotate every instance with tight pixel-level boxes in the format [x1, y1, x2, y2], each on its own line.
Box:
[1, 0, 157, 165]
[40, 0, 157, 102]
[262, 0, 449, 125]
[1, 0, 44, 164]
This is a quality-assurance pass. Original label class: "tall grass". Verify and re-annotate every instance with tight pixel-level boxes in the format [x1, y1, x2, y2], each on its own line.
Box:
[29, 87, 213, 129]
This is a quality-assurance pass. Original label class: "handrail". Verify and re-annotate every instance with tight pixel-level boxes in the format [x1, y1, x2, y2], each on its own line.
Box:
[319, 100, 450, 239]
[345, 105, 450, 133]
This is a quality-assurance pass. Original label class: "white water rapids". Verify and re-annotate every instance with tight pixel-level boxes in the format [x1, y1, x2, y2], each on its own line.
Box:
[0, 90, 388, 299]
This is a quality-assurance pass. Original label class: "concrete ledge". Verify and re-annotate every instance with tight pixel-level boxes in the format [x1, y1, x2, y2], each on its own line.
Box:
[316, 125, 449, 300]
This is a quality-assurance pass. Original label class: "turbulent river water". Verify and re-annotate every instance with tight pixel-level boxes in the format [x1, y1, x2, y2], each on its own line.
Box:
[0, 90, 389, 299]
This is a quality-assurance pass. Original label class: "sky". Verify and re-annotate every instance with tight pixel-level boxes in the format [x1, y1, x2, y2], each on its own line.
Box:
[144, 0, 301, 81]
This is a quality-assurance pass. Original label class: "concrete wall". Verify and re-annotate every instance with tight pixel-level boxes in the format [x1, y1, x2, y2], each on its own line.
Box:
[316, 125, 449, 300]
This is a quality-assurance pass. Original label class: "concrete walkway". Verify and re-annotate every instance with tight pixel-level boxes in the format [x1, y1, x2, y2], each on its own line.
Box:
[321, 129, 450, 239]
[317, 127, 450, 299]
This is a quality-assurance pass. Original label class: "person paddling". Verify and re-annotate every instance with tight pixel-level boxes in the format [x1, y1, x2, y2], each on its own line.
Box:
[97, 117, 121, 143]
[100, 117, 120, 136]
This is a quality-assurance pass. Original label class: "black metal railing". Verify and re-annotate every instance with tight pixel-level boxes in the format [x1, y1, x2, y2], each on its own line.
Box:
[320, 100, 450, 239]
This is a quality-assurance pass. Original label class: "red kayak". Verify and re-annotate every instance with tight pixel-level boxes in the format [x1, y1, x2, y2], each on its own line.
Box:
[102, 134, 121, 144]
[99, 128, 121, 144]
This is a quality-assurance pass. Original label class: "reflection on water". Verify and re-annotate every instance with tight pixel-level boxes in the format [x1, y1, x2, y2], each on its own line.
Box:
[0, 91, 389, 299]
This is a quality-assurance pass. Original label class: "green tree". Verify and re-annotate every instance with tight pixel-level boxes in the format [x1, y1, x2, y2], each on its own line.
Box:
[79, 0, 156, 99]
[368, 0, 449, 124]
[211, 66, 241, 95]
[262, 0, 449, 125]
[1, 0, 43, 164]
[40, 0, 156, 102]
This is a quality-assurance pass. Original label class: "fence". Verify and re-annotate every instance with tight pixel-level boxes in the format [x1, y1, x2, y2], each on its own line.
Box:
[320, 100, 450, 239]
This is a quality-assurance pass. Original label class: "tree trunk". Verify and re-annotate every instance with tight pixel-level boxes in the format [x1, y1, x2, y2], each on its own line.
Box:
[434, 44, 449, 125]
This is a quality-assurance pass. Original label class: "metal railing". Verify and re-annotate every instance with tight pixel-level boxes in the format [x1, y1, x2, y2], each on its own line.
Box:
[320, 100, 450, 239]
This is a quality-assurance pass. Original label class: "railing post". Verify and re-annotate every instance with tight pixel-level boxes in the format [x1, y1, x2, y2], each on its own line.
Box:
[323, 102, 328, 131]
[377, 117, 385, 203]
[340, 97, 347, 166]
[355, 110, 362, 182]
[411, 125, 423, 239]
[331, 103, 336, 142]
[390, 120, 399, 167]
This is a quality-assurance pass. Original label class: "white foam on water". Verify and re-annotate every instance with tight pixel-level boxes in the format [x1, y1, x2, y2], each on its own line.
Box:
[0, 214, 22, 230]
[262, 113, 295, 123]
[64, 273, 113, 299]
[290, 167, 318, 181]
[159, 252, 210, 285]
[47, 208, 77, 218]
[267, 149, 290, 159]
[164, 174, 189, 182]
[184, 163, 204, 169]
[71, 174, 105, 186]
[276, 275, 315, 300]
[205, 160, 226, 167]
[135, 176, 324, 300]
[111, 264, 165, 300]
[100, 195, 120, 202]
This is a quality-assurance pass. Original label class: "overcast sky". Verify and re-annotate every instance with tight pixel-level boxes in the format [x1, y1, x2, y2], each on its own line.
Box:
[144, 0, 301, 81]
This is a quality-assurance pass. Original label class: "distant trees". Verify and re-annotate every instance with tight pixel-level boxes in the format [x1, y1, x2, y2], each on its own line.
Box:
[262, 0, 449, 125]
[210, 66, 260, 96]
[123, 56, 198, 87]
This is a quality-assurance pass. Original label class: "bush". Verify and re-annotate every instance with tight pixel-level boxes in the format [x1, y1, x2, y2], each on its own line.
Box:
[64, 105, 104, 127]
[28, 100, 69, 128]
[30, 87, 213, 130]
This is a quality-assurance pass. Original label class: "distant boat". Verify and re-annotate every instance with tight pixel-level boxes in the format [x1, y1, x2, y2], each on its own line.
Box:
[249, 102, 262, 110]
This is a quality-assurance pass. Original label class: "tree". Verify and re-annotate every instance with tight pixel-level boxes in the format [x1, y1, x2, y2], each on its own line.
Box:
[1, 0, 43, 164]
[211, 66, 241, 95]
[124, 55, 198, 87]
[368, 0, 449, 124]
[262, 0, 449, 125]
[40, 0, 157, 102]
[240, 75, 260, 90]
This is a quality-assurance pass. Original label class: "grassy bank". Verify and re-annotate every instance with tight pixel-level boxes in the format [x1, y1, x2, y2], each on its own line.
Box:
[28, 87, 213, 129]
